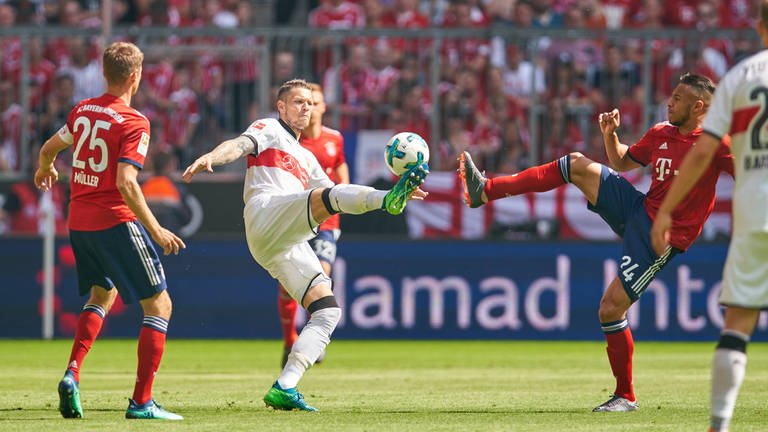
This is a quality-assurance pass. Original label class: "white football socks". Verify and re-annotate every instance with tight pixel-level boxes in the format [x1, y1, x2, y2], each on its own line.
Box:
[327, 184, 387, 214]
[278, 306, 342, 389]
[710, 331, 749, 432]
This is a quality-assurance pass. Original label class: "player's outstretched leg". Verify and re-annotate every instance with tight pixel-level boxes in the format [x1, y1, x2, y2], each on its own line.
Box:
[592, 394, 639, 412]
[458, 151, 487, 208]
[126, 398, 184, 420]
[264, 381, 318, 412]
[459, 151, 572, 208]
[383, 159, 429, 215]
[58, 370, 83, 418]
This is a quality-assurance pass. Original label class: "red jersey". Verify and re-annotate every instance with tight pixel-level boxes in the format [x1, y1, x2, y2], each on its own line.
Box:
[59, 93, 150, 231]
[628, 122, 733, 250]
[300, 126, 345, 231]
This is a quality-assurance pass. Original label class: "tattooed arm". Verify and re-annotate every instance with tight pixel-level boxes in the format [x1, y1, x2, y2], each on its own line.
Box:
[182, 135, 256, 182]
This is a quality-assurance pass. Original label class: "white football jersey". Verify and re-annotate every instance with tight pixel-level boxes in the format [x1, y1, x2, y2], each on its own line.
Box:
[703, 49, 768, 234]
[241, 118, 333, 203]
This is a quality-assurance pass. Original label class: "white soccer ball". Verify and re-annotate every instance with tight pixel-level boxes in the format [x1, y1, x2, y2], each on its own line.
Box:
[384, 132, 430, 176]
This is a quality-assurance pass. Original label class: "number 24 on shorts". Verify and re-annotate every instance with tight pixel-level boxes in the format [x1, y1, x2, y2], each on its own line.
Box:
[620, 256, 639, 282]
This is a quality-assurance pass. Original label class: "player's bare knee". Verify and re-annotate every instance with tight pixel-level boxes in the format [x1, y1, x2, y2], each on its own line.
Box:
[87, 285, 117, 312]
[140, 289, 173, 319]
[598, 298, 626, 322]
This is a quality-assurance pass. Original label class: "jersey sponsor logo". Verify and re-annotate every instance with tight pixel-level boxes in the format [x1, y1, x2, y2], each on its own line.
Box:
[250, 121, 266, 130]
[654, 157, 678, 181]
[324, 141, 337, 157]
[138, 132, 150, 157]
[658, 142, 668, 150]
[247, 148, 310, 188]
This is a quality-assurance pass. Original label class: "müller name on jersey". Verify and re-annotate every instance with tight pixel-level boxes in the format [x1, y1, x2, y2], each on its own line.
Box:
[744, 153, 768, 171]
[73, 170, 99, 187]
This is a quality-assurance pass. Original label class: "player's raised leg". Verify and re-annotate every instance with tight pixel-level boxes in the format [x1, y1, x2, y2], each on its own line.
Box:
[458, 151, 602, 208]
[309, 163, 428, 221]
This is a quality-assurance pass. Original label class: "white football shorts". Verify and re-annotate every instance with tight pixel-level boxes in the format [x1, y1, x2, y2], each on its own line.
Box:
[244, 190, 327, 302]
[720, 231, 768, 309]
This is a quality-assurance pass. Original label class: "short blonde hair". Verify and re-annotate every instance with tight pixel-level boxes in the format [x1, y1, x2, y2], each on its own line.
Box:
[277, 79, 312, 101]
[103, 42, 144, 86]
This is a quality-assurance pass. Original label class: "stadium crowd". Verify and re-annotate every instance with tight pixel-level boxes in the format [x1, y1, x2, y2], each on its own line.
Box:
[0, 0, 759, 176]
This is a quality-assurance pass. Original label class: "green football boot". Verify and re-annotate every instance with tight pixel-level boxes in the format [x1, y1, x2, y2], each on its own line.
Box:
[125, 398, 184, 420]
[383, 157, 429, 215]
[263, 381, 318, 412]
[58, 370, 83, 419]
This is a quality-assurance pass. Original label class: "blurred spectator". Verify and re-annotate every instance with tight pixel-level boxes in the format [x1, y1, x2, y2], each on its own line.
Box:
[495, 118, 530, 173]
[530, 0, 564, 27]
[26, 38, 58, 113]
[141, 151, 190, 233]
[167, 68, 200, 167]
[381, 0, 430, 59]
[0, 80, 22, 172]
[368, 41, 400, 128]
[623, 0, 663, 29]
[587, 43, 640, 109]
[662, 0, 697, 28]
[59, 37, 103, 103]
[309, 0, 366, 75]
[39, 72, 75, 140]
[498, 44, 546, 109]
[323, 43, 376, 131]
[719, 0, 755, 29]
[1, 179, 68, 235]
[226, 0, 260, 131]
[602, 0, 639, 29]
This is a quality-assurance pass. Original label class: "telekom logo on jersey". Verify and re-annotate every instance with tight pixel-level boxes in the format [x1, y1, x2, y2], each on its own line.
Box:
[655, 157, 679, 181]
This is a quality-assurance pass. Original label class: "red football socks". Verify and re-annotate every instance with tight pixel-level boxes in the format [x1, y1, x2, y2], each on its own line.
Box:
[485, 157, 568, 202]
[278, 286, 299, 348]
[133, 325, 166, 405]
[605, 327, 635, 401]
[66, 308, 105, 382]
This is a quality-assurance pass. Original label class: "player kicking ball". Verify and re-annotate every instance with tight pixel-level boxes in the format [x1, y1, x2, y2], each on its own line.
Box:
[182, 79, 428, 411]
[459, 73, 733, 412]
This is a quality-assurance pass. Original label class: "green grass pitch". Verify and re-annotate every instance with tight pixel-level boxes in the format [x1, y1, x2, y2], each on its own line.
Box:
[0, 339, 766, 431]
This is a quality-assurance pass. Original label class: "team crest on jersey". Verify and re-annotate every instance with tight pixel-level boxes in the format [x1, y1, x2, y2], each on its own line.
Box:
[324, 141, 337, 157]
[138, 132, 150, 156]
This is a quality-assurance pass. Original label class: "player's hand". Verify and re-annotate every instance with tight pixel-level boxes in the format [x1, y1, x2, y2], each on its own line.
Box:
[151, 227, 186, 255]
[34, 166, 59, 192]
[182, 155, 214, 183]
[407, 187, 428, 201]
[598, 109, 620, 135]
[650, 210, 672, 257]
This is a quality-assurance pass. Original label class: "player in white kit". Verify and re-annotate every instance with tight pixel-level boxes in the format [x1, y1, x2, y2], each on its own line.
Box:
[651, 2, 768, 430]
[182, 79, 428, 411]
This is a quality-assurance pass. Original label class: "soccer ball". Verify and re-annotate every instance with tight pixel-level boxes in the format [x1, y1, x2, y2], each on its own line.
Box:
[384, 132, 430, 176]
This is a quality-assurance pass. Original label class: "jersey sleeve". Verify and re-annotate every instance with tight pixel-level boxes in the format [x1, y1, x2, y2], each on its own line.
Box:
[242, 120, 278, 155]
[702, 72, 735, 140]
[715, 135, 735, 177]
[119, 116, 150, 169]
[626, 125, 660, 166]
[58, 106, 78, 145]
